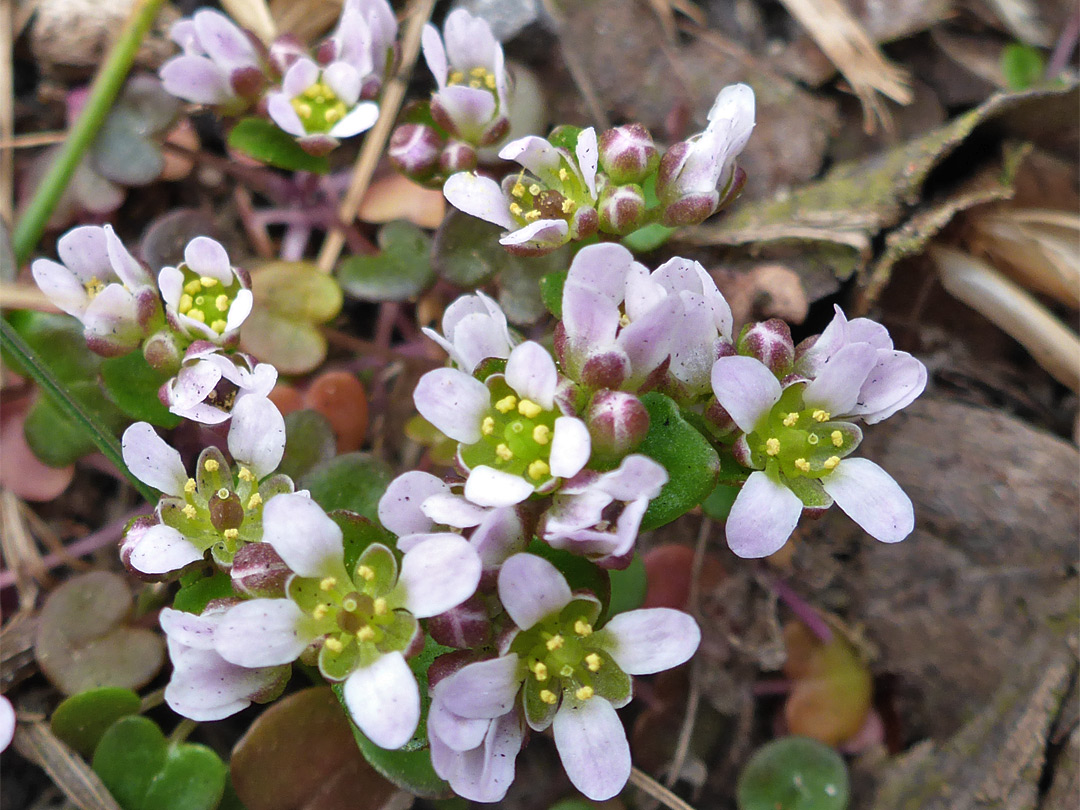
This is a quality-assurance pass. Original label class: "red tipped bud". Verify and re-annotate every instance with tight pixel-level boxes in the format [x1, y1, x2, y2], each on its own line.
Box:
[737, 319, 794, 376]
[231, 543, 291, 598]
[426, 595, 492, 649]
[143, 330, 183, 375]
[586, 390, 650, 463]
[389, 123, 445, 181]
[439, 140, 478, 174]
[598, 183, 647, 235]
[598, 124, 659, 185]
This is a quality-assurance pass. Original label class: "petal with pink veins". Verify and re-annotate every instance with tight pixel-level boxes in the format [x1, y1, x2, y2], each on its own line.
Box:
[821, 457, 913, 543]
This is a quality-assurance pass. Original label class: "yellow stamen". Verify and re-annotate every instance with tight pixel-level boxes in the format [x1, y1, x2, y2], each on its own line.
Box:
[532, 425, 551, 445]
[312, 604, 329, 620]
[484, 74, 496, 89]
[237, 466, 255, 481]
[470, 66, 487, 77]
[469, 79, 482, 88]
[204, 459, 220, 472]
[495, 395, 517, 413]
[575, 685, 594, 701]
[782, 412, 799, 427]
[320, 576, 338, 591]
[184, 280, 202, 295]
[574, 619, 593, 637]
[561, 198, 575, 214]
[558, 168, 569, 181]
[296, 102, 312, 119]
[223, 528, 239, 540]
[182, 504, 197, 519]
[765, 438, 781, 456]
[496, 443, 514, 461]
[517, 399, 542, 418]
[539, 689, 557, 705]
[324, 637, 344, 653]
[532, 662, 548, 681]
[528, 460, 550, 480]
[325, 107, 342, 124]
[449, 70, 464, 84]
[794, 458, 811, 473]
[823, 455, 841, 471]
[545, 634, 564, 651]
[210, 319, 228, 334]
[304, 85, 321, 99]
[528, 184, 541, 195]
[812, 409, 830, 422]
[523, 210, 541, 221]
[357, 626, 376, 642]
[246, 492, 263, 509]
[184, 478, 197, 494]
[509, 202, 524, 216]
[511, 183, 525, 198]
[200, 276, 219, 288]
[214, 294, 229, 311]
[356, 565, 375, 581]
[585, 653, 602, 672]
[178, 294, 193, 314]
[373, 597, 388, 615]
[831, 430, 844, 447]
[482, 416, 496, 435]
[187, 309, 206, 323]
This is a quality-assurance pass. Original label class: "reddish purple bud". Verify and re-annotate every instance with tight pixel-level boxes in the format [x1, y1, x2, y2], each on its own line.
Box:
[230, 543, 290, 598]
[269, 35, 305, 75]
[478, 115, 510, 147]
[598, 124, 659, 185]
[716, 165, 747, 212]
[655, 140, 690, 201]
[427, 650, 477, 690]
[426, 594, 492, 649]
[738, 319, 794, 376]
[580, 352, 630, 391]
[732, 435, 754, 467]
[586, 390, 649, 462]
[704, 398, 738, 439]
[598, 183, 647, 235]
[570, 205, 599, 240]
[389, 123, 444, 181]
[135, 287, 164, 332]
[230, 66, 267, 100]
[439, 140, 478, 174]
[119, 515, 161, 581]
[143, 330, 183, 375]
[660, 191, 719, 227]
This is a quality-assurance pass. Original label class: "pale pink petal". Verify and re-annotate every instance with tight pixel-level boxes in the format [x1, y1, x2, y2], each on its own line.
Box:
[497, 553, 571, 630]
[377, 471, 449, 536]
[267, 93, 306, 137]
[215, 599, 312, 667]
[443, 173, 515, 229]
[413, 368, 490, 443]
[160, 55, 233, 104]
[443, 9, 499, 73]
[725, 471, 803, 558]
[399, 534, 482, 618]
[548, 417, 591, 479]
[224, 289, 253, 332]
[283, 58, 320, 97]
[575, 127, 599, 199]
[323, 62, 361, 105]
[435, 86, 497, 139]
[499, 136, 562, 185]
[428, 695, 488, 750]
[802, 342, 878, 416]
[329, 101, 379, 138]
[562, 284, 620, 357]
[845, 317, 893, 349]
[32, 259, 88, 317]
[343, 651, 420, 749]
[260, 493, 346, 579]
[439, 654, 523, 719]
[821, 458, 914, 543]
[710, 355, 781, 434]
[853, 352, 927, 424]
[565, 242, 637, 302]
[552, 698, 631, 801]
[192, 9, 258, 71]
[57, 225, 114, 282]
[499, 219, 568, 251]
[183, 237, 232, 284]
[421, 22, 449, 86]
[463, 466, 534, 507]
[169, 360, 223, 411]
[164, 646, 281, 721]
[505, 341, 557, 409]
[598, 608, 700, 674]
[158, 265, 184, 308]
[129, 524, 203, 575]
[121, 422, 188, 496]
[228, 395, 285, 478]
[420, 492, 488, 528]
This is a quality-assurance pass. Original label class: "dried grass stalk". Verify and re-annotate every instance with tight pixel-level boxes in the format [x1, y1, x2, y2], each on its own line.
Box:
[13, 721, 124, 810]
[222, 0, 277, 43]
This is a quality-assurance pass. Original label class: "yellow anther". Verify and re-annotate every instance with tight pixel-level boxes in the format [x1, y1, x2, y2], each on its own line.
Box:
[312, 604, 329, 620]
[182, 504, 197, 519]
[573, 619, 593, 637]
[484, 73, 496, 89]
[320, 576, 338, 591]
[469, 79, 482, 89]
[528, 460, 550, 481]
[482, 416, 496, 436]
[325, 107, 342, 124]
[449, 70, 464, 84]
[357, 625, 376, 642]
[178, 294, 193, 314]
[184, 478, 197, 493]
[585, 653, 602, 672]
[561, 198, 576, 214]
[184, 280, 202, 295]
[812, 409, 830, 422]
[210, 319, 228, 334]
[199, 276, 219, 288]
[188, 309, 206, 323]
[511, 183, 525, 198]
[495, 395, 517, 413]
[296, 102, 312, 119]
[517, 399, 542, 418]
[575, 685, 595, 701]
[823, 456, 841, 471]
[496, 444, 514, 461]
[238, 467, 255, 482]
[528, 184, 541, 195]
[304, 84, 321, 99]
[558, 168, 569, 181]
[214, 294, 229, 311]
[470, 66, 487, 77]
[357, 565, 375, 581]
[532, 662, 548, 681]
[324, 637, 344, 653]
[204, 459, 220, 472]
[223, 528, 239, 540]
[84, 278, 106, 297]
[782, 412, 799, 427]
[831, 430, 844, 447]
[807, 434, 820, 446]
[524, 210, 541, 221]
[373, 597, 388, 616]
[532, 425, 551, 445]
[545, 634, 564, 651]
[539, 689, 557, 705]
[509, 202, 524, 216]
[794, 458, 811, 473]
[765, 437, 781, 456]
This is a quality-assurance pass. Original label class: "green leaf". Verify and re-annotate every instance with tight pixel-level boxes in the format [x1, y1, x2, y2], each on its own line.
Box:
[736, 736, 849, 810]
[1002, 44, 1045, 91]
[637, 392, 720, 531]
[607, 553, 647, 616]
[702, 483, 740, 522]
[329, 511, 396, 573]
[547, 125, 583, 152]
[336, 220, 434, 301]
[278, 410, 337, 481]
[172, 570, 233, 614]
[101, 351, 181, 427]
[539, 269, 567, 319]
[93, 716, 228, 810]
[622, 222, 675, 253]
[51, 687, 142, 757]
[300, 452, 393, 520]
[431, 209, 506, 287]
[227, 118, 330, 173]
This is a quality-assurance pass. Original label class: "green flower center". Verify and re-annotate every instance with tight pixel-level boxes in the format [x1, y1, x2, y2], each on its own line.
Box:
[291, 79, 349, 134]
[176, 268, 238, 335]
[507, 171, 581, 228]
[459, 380, 559, 486]
[747, 386, 859, 480]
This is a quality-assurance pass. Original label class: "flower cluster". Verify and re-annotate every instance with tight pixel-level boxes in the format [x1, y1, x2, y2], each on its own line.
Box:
[159, 1, 397, 154]
[440, 83, 755, 254]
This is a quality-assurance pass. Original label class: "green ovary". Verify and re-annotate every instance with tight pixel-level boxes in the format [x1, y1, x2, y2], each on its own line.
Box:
[460, 380, 559, 485]
[749, 386, 860, 481]
[291, 79, 349, 134]
[176, 268, 237, 335]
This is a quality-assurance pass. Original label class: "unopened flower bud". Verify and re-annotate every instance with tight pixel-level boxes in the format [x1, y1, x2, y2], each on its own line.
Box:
[598, 183, 647, 235]
[737, 319, 794, 376]
[439, 140, 478, 174]
[586, 390, 649, 463]
[660, 191, 719, 227]
[570, 205, 599, 240]
[231, 543, 291, 598]
[143, 330, 184, 375]
[389, 123, 445, 181]
[425, 595, 492, 649]
[704, 398, 738, 439]
[269, 34, 305, 75]
[598, 124, 659, 185]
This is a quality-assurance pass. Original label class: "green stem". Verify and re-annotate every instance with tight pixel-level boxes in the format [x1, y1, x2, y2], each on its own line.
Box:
[11, 0, 168, 265]
[0, 319, 158, 503]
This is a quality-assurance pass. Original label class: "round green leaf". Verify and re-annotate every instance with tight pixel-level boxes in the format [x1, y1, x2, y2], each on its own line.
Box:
[336, 220, 434, 302]
[431, 209, 506, 287]
[702, 483, 740, 522]
[539, 269, 567, 319]
[172, 570, 234, 615]
[101, 351, 181, 427]
[51, 687, 142, 757]
[278, 410, 337, 481]
[736, 737, 849, 810]
[300, 452, 393, 520]
[228, 118, 330, 173]
[144, 743, 227, 810]
[607, 553, 647, 616]
[637, 392, 720, 531]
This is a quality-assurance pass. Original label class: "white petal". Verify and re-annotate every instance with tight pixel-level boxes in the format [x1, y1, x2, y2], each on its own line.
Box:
[443, 173, 515, 229]
[802, 342, 878, 416]
[323, 62, 361, 106]
[343, 652, 420, 750]
[377, 471, 448, 536]
[499, 219, 568, 250]
[158, 265, 184, 308]
[505, 341, 557, 409]
[183, 237, 232, 283]
[463, 466, 534, 507]
[57, 225, 112, 282]
[710, 355, 781, 433]
[821, 458, 914, 543]
[228, 396, 286, 478]
[214, 599, 312, 667]
[225, 289, 253, 332]
[283, 57, 320, 97]
[261, 493, 346, 579]
[575, 127, 599, 199]
[599, 609, 700, 674]
[32, 259, 89, 318]
[121, 423, 189, 496]
[724, 471, 803, 558]
[552, 698, 631, 801]
[549, 417, 591, 479]
[267, 93, 306, 137]
[439, 654, 522, 719]
[421, 22, 448, 86]
[329, 102, 379, 138]
[400, 534, 482, 618]
[428, 695, 489, 750]
[0, 696, 12, 753]
[496, 553, 571, 630]
[129, 525, 204, 575]
[420, 492, 488, 528]
[413, 368, 490, 444]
